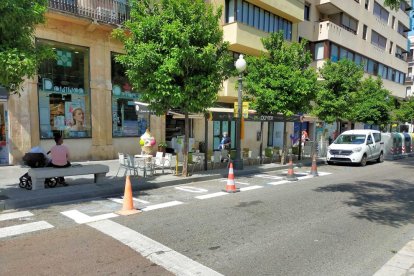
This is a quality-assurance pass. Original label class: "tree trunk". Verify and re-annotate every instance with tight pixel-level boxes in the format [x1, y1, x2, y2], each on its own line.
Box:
[182, 111, 189, 177]
[281, 117, 287, 165]
[259, 121, 264, 163]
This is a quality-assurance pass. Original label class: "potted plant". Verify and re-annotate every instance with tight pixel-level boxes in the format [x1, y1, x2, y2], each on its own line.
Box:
[158, 142, 168, 154]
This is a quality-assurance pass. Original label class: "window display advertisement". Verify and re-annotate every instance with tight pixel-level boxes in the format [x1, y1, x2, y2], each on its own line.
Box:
[37, 40, 91, 139]
[111, 52, 149, 137]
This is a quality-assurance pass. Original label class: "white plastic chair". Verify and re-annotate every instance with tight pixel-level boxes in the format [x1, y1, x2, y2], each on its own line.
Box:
[210, 151, 221, 169]
[248, 150, 260, 165]
[153, 152, 169, 174]
[116, 153, 129, 177]
[125, 154, 140, 176]
[189, 153, 203, 174]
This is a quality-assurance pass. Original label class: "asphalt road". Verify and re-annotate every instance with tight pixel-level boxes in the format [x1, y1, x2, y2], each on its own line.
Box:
[1, 158, 414, 276]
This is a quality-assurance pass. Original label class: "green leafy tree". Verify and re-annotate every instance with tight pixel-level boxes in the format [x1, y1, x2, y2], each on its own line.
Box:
[113, 0, 231, 176]
[394, 96, 414, 124]
[0, 0, 53, 94]
[243, 32, 318, 161]
[383, 0, 408, 10]
[348, 77, 392, 126]
[313, 59, 364, 129]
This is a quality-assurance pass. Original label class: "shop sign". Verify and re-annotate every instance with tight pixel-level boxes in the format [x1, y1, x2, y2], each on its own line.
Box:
[211, 111, 300, 122]
[234, 102, 249, 118]
[42, 78, 84, 94]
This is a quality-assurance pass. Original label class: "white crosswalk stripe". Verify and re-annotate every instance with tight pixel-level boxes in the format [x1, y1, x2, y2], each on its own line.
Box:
[254, 174, 284, 180]
[141, 201, 184, 211]
[0, 211, 34, 222]
[0, 221, 54, 238]
[240, 185, 263, 192]
[108, 197, 150, 204]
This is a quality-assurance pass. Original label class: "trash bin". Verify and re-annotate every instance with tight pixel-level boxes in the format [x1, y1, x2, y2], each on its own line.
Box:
[403, 132, 411, 155]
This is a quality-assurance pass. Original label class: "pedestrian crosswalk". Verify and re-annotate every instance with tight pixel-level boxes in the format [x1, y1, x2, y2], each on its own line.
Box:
[0, 211, 54, 239]
[0, 170, 332, 239]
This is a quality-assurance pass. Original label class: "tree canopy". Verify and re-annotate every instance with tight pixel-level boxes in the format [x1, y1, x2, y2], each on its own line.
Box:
[383, 0, 408, 10]
[0, 0, 52, 94]
[113, 0, 231, 176]
[243, 32, 318, 117]
[394, 96, 414, 124]
[348, 77, 392, 125]
[313, 59, 364, 124]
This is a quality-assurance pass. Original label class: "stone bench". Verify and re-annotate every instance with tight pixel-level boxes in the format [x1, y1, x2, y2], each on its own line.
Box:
[28, 164, 109, 190]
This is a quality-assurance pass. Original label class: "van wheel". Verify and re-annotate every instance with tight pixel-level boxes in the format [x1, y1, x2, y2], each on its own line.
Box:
[327, 161, 334, 165]
[360, 155, 367, 167]
[376, 152, 384, 163]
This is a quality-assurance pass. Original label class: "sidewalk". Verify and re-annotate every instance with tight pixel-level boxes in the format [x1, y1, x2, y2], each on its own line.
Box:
[0, 158, 320, 211]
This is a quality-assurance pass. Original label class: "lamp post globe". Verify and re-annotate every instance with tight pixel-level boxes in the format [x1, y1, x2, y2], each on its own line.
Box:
[235, 54, 247, 73]
[233, 54, 246, 170]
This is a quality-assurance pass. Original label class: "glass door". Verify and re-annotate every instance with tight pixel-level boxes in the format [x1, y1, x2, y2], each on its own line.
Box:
[212, 120, 236, 150]
[0, 102, 9, 165]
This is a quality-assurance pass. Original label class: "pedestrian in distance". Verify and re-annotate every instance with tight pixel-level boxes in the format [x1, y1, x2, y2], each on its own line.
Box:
[218, 132, 231, 150]
[49, 134, 71, 186]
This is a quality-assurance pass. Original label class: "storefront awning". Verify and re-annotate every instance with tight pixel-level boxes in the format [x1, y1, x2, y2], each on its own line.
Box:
[168, 111, 204, 119]
[134, 101, 152, 113]
[207, 107, 301, 122]
[0, 86, 8, 100]
[140, 104, 302, 122]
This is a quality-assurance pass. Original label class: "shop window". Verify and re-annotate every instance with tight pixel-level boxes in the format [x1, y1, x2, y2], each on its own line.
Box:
[37, 40, 91, 139]
[267, 122, 273, 147]
[213, 120, 236, 150]
[111, 53, 147, 137]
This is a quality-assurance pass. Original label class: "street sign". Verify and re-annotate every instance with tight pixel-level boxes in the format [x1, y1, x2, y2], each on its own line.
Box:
[234, 102, 249, 118]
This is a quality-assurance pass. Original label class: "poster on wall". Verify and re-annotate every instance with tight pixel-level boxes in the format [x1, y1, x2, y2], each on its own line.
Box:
[39, 90, 89, 138]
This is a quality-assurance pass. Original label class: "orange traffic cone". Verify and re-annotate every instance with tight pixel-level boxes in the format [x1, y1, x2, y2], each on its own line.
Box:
[116, 175, 141, 216]
[285, 155, 298, 181]
[309, 153, 319, 177]
[223, 162, 240, 193]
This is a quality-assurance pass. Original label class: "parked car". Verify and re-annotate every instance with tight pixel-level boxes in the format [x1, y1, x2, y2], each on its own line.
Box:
[326, 129, 384, 166]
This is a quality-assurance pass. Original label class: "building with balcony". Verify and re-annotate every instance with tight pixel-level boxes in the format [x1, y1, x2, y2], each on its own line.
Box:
[406, 35, 414, 97]
[204, 0, 307, 152]
[1, 0, 305, 165]
[2, 0, 167, 165]
[299, 0, 411, 101]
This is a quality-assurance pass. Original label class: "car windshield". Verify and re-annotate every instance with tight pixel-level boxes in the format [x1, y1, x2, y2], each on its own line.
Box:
[334, 134, 366, 145]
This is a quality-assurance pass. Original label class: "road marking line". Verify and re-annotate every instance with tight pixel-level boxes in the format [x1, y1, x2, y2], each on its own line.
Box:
[88, 219, 223, 276]
[373, 240, 414, 275]
[317, 172, 332, 176]
[141, 201, 184, 212]
[0, 221, 54, 238]
[240, 185, 263, 191]
[61, 210, 118, 224]
[297, 175, 314, 180]
[219, 180, 249, 185]
[195, 192, 228, 200]
[175, 186, 208, 193]
[108, 197, 149, 204]
[267, 180, 290, 186]
[254, 174, 284, 180]
[0, 211, 34, 222]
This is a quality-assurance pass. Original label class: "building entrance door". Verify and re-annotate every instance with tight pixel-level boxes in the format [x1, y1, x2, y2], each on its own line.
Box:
[0, 102, 9, 165]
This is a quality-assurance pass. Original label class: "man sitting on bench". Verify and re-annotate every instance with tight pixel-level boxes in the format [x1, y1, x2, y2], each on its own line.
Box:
[49, 134, 71, 186]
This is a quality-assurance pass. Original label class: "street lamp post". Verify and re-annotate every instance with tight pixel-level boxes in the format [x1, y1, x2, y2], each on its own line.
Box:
[233, 55, 247, 170]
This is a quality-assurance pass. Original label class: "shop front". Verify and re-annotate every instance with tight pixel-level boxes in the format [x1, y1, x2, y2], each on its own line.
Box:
[0, 87, 9, 165]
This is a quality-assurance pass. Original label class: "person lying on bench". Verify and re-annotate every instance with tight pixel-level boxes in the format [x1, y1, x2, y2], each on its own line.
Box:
[49, 134, 71, 186]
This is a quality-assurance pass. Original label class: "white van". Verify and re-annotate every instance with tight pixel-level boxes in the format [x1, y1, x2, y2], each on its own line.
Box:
[326, 129, 384, 166]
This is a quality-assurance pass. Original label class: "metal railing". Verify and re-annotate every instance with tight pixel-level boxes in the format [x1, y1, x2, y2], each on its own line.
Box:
[48, 0, 130, 25]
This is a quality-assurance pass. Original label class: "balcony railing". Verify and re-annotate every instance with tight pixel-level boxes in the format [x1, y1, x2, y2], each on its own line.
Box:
[48, 0, 130, 25]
